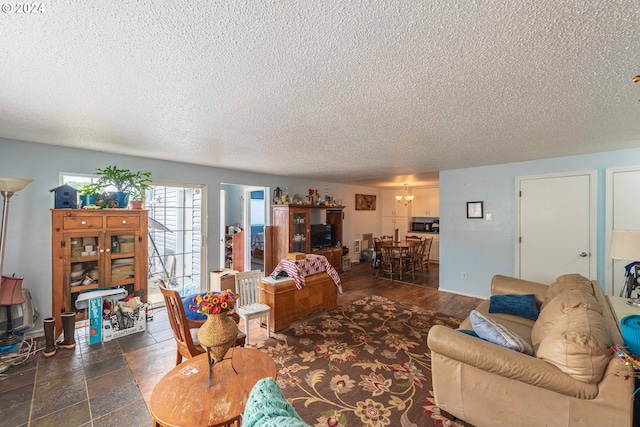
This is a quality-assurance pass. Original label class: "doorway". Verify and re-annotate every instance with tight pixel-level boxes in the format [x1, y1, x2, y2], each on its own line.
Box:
[147, 184, 206, 303]
[219, 183, 270, 273]
[516, 171, 596, 284]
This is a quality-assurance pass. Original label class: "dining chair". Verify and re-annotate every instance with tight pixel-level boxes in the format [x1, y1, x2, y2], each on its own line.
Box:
[404, 241, 425, 279]
[376, 245, 401, 281]
[405, 235, 423, 241]
[422, 237, 433, 271]
[380, 235, 393, 242]
[159, 284, 245, 365]
[235, 270, 271, 345]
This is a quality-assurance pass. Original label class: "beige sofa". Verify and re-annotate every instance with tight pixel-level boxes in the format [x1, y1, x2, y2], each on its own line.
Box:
[427, 274, 636, 427]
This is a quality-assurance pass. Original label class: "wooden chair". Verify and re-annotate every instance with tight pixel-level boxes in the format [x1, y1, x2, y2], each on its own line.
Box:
[380, 235, 393, 242]
[405, 235, 423, 241]
[235, 270, 271, 345]
[422, 237, 433, 271]
[376, 245, 401, 281]
[159, 284, 245, 365]
[404, 240, 425, 279]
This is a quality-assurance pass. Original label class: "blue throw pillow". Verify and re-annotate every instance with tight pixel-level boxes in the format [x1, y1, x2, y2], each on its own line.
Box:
[182, 293, 208, 321]
[458, 329, 481, 338]
[470, 310, 534, 355]
[489, 294, 539, 321]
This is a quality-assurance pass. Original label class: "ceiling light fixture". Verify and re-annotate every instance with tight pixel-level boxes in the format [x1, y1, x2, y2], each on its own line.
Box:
[395, 183, 414, 205]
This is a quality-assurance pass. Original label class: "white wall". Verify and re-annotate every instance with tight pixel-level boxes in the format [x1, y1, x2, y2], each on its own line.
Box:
[0, 138, 381, 332]
[439, 147, 640, 298]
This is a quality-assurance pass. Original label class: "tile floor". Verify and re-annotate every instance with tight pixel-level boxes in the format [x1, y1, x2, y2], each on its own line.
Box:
[0, 307, 175, 427]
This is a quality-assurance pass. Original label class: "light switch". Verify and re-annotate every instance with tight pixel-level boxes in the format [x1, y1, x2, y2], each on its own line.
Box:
[485, 213, 492, 221]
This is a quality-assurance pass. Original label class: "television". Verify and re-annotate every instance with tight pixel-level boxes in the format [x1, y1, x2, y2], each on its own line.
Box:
[310, 224, 333, 249]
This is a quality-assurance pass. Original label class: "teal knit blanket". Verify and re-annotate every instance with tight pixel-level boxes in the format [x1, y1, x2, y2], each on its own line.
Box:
[242, 377, 310, 427]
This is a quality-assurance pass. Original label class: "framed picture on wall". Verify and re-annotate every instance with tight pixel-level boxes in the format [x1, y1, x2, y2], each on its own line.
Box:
[467, 201, 483, 219]
[355, 194, 376, 210]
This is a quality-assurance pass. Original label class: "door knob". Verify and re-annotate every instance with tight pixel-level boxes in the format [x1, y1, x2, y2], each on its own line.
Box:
[579, 252, 588, 257]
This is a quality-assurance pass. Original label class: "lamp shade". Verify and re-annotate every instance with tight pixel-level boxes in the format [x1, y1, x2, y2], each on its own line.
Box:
[610, 230, 640, 261]
[0, 177, 33, 193]
[0, 275, 25, 306]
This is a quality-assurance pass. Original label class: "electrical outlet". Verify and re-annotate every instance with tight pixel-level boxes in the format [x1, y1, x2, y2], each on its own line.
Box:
[461, 272, 468, 280]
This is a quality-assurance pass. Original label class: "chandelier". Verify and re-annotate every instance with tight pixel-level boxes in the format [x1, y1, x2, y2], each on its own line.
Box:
[395, 183, 414, 205]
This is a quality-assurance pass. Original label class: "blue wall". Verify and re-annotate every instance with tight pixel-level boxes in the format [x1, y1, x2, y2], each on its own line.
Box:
[0, 138, 381, 332]
[439, 147, 640, 298]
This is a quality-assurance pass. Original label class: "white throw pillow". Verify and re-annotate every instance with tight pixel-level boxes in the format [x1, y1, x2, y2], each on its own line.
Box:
[470, 310, 534, 355]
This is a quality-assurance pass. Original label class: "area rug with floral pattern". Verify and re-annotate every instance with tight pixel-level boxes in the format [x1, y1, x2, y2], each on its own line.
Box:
[250, 295, 468, 427]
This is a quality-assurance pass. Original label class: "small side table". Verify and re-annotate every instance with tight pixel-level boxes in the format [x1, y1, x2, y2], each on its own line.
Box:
[149, 347, 277, 427]
[607, 296, 640, 335]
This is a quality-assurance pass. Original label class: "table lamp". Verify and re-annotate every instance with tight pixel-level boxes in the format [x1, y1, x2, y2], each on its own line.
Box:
[0, 176, 33, 345]
[609, 230, 640, 299]
[0, 275, 25, 346]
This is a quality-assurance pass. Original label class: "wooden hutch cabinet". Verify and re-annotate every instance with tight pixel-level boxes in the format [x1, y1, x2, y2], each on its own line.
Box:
[270, 205, 344, 274]
[51, 209, 148, 334]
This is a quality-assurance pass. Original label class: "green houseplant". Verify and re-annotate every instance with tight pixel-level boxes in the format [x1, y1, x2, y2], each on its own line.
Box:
[77, 183, 102, 207]
[95, 165, 152, 208]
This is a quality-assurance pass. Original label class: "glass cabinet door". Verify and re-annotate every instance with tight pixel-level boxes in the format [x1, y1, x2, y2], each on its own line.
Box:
[107, 231, 138, 294]
[291, 210, 309, 253]
[64, 231, 139, 317]
[66, 233, 101, 316]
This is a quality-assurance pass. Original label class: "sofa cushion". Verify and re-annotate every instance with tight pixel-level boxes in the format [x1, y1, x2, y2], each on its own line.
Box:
[489, 294, 539, 321]
[536, 308, 611, 383]
[531, 289, 603, 348]
[542, 274, 593, 309]
[474, 300, 537, 329]
[470, 310, 534, 355]
[458, 329, 483, 339]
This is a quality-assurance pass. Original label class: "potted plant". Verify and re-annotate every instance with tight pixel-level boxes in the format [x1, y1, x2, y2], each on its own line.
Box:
[77, 183, 102, 207]
[128, 180, 151, 209]
[95, 165, 152, 209]
[94, 192, 119, 209]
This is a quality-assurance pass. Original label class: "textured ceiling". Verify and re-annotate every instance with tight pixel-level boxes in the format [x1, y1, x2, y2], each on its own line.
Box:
[1, 1, 639, 187]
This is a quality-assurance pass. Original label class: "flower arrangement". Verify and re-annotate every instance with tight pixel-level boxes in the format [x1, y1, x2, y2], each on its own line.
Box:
[308, 188, 318, 197]
[191, 289, 237, 315]
[611, 345, 640, 394]
[612, 345, 640, 374]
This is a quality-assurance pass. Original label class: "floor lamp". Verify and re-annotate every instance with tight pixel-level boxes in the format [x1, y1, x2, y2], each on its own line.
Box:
[610, 230, 640, 299]
[0, 177, 33, 346]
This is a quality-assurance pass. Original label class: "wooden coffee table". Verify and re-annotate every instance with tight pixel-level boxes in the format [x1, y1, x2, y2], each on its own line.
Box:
[149, 347, 277, 427]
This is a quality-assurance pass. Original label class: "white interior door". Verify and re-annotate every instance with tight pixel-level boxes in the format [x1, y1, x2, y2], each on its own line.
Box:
[607, 167, 640, 296]
[517, 172, 596, 284]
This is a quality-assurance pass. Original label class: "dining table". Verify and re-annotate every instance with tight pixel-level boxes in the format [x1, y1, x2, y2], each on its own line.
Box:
[378, 239, 422, 280]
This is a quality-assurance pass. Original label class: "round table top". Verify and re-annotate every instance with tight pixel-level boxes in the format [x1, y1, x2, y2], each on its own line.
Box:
[379, 239, 422, 248]
[149, 347, 277, 427]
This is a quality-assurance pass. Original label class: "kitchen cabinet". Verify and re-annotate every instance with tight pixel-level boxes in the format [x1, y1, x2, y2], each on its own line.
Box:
[51, 209, 148, 335]
[381, 217, 409, 239]
[382, 189, 410, 238]
[270, 205, 344, 273]
[381, 189, 409, 217]
[412, 187, 440, 217]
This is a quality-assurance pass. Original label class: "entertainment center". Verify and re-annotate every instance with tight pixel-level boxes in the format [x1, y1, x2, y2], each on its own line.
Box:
[270, 204, 344, 273]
